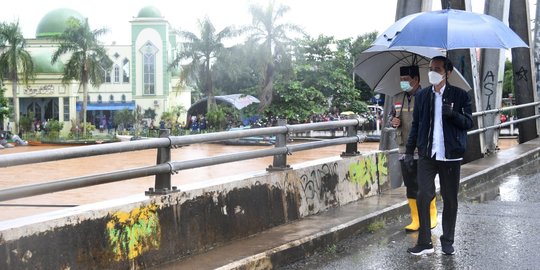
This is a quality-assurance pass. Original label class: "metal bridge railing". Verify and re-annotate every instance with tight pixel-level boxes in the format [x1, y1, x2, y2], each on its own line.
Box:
[0, 118, 367, 202]
[468, 101, 540, 136]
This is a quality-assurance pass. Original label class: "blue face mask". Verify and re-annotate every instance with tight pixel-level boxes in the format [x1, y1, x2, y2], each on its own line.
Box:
[400, 81, 412, 92]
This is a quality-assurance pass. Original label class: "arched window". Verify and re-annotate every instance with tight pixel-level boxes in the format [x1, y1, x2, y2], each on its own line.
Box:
[110, 95, 114, 102]
[103, 67, 111, 83]
[114, 65, 120, 83]
[140, 41, 158, 95]
[122, 58, 130, 83]
[98, 95, 102, 103]
[27, 102, 42, 120]
[121, 94, 126, 103]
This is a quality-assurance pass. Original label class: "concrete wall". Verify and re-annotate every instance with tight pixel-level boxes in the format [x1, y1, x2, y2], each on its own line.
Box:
[0, 152, 389, 269]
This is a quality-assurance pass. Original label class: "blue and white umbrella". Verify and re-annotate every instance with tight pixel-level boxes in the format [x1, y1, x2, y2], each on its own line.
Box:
[372, 9, 528, 50]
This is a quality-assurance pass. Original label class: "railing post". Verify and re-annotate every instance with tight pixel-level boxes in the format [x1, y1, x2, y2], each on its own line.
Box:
[267, 119, 291, 171]
[341, 120, 360, 157]
[146, 128, 179, 195]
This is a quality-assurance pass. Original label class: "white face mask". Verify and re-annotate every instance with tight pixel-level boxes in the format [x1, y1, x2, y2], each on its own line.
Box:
[400, 81, 412, 92]
[428, 71, 444, 85]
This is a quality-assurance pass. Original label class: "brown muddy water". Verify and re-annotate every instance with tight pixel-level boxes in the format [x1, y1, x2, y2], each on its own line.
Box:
[0, 138, 518, 220]
[0, 141, 381, 220]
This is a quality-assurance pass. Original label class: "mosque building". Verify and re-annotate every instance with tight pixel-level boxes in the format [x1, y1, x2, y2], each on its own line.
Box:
[2, 6, 190, 132]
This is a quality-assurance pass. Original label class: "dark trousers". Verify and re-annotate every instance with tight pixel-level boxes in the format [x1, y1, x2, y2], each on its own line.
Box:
[400, 159, 418, 199]
[416, 155, 461, 246]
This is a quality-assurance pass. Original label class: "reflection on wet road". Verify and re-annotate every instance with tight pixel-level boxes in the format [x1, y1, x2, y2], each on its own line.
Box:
[281, 157, 540, 270]
[0, 141, 379, 220]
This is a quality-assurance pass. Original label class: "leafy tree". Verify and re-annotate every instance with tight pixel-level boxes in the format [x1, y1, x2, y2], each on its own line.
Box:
[266, 81, 326, 123]
[246, 1, 304, 111]
[291, 35, 367, 114]
[350, 32, 379, 101]
[19, 112, 33, 134]
[0, 20, 35, 133]
[51, 17, 112, 136]
[0, 84, 11, 122]
[170, 17, 234, 111]
[114, 108, 134, 132]
[43, 119, 64, 140]
[332, 38, 369, 113]
[212, 41, 264, 96]
[503, 59, 514, 98]
[206, 104, 236, 131]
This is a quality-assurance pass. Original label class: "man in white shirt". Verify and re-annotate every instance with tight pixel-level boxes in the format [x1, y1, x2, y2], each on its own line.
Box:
[405, 56, 473, 256]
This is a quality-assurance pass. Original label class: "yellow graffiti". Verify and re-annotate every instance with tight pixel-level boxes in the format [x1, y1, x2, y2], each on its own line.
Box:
[348, 155, 378, 187]
[348, 162, 363, 185]
[365, 155, 378, 185]
[377, 152, 388, 184]
[107, 204, 161, 261]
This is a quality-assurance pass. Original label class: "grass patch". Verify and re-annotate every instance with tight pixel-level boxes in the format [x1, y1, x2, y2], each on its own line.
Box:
[367, 220, 385, 233]
[325, 244, 337, 254]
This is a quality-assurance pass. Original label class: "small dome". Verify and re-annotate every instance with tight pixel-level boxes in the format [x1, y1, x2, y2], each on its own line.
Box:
[33, 52, 64, 73]
[36, 8, 85, 39]
[137, 6, 162, 18]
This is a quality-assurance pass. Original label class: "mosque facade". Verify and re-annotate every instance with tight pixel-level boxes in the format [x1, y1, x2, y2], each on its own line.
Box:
[1, 6, 190, 132]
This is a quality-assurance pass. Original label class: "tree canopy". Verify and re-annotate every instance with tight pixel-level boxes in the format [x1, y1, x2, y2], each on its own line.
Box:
[51, 17, 112, 136]
[0, 20, 35, 133]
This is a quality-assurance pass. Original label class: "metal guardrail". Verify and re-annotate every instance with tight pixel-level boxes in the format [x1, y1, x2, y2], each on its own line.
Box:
[0, 118, 367, 202]
[468, 101, 540, 136]
[2, 100, 538, 202]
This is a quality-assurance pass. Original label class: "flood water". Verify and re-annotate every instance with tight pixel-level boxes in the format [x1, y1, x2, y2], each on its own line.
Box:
[0, 141, 380, 220]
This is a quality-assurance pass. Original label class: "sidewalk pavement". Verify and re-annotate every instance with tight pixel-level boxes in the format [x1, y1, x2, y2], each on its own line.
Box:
[159, 138, 540, 270]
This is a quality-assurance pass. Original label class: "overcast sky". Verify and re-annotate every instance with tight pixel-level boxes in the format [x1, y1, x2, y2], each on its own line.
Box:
[0, 0, 534, 45]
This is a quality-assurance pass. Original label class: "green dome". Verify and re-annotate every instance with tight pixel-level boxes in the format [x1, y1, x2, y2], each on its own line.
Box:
[33, 52, 64, 73]
[137, 6, 162, 18]
[36, 8, 84, 39]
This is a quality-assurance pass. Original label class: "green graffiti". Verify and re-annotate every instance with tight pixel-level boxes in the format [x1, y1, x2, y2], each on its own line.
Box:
[348, 161, 363, 185]
[348, 155, 377, 187]
[107, 204, 161, 261]
[365, 155, 378, 185]
[377, 152, 388, 184]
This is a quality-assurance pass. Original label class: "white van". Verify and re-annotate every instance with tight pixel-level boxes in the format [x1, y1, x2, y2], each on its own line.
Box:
[367, 105, 384, 116]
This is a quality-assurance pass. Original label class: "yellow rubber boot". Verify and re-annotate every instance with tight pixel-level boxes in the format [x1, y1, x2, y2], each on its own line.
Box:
[405, 199, 419, 232]
[430, 197, 438, 229]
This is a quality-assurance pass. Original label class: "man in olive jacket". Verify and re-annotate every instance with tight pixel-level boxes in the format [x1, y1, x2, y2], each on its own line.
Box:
[388, 65, 438, 233]
[405, 56, 473, 256]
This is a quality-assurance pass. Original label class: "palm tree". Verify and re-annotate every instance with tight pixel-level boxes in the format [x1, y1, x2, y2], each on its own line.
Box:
[170, 17, 234, 111]
[0, 21, 34, 133]
[246, 1, 303, 112]
[51, 17, 111, 136]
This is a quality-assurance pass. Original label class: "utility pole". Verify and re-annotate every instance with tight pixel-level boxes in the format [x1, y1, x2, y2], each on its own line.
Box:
[509, 0, 539, 142]
[480, 0, 510, 154]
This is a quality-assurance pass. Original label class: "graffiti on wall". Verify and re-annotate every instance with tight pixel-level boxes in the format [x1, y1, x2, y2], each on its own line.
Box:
[348, 155, 377, 189]
[106, 204, 161, 261]
[482, 70, 496, 110]
[300, 163, 339, 210]
[515, 66, 528, 82]
[376, 152, 388, 187]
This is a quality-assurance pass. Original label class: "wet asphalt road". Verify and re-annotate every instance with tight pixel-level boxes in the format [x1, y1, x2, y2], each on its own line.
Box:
[281, 158, 540, 270]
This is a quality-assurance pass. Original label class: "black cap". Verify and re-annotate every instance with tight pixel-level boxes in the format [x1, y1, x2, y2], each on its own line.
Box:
[400, 66, 419, 77]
